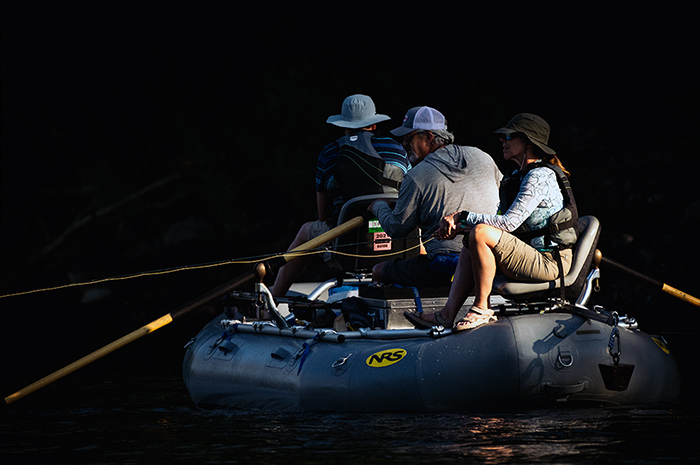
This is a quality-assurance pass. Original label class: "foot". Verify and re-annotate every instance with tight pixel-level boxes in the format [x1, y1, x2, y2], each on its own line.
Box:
[453, 307, 496, 332]
[404, 310, 451, 329]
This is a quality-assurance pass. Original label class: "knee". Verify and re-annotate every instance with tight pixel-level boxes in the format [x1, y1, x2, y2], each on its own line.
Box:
[299, 221, 314, 236]
[372, 262, 386, 283]
[469, 223, 489, 244]
[292, 221, 313, 245]
[469, 224, 501, 248]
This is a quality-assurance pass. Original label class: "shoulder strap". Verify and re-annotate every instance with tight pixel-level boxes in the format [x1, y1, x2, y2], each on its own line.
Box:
[336, 131, 382, 159]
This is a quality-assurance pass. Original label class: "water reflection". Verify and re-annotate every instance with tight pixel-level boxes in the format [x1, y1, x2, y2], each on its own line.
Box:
[1, 373, 698, 464]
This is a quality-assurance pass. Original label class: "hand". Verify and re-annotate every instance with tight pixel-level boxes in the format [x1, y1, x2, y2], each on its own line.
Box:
[436, 212, 460, 240]
[436, 211, 472, 240]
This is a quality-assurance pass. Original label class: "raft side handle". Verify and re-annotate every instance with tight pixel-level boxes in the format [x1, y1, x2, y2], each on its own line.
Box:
[254, 282, 289, 328]
[332, 355, 351, 368]
[575, 267, 601, 309]
[308, 279, 340, 301]
[542, 380, 589, 396]
[271, 347, 291, 360]
[218, 339, 237, 354]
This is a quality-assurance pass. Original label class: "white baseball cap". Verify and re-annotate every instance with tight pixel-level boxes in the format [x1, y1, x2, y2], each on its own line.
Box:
[390, 106, 447, 137]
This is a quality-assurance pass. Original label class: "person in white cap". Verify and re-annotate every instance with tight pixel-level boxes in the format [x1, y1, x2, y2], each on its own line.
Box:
[369, 106, 502, 289]
[270, 94, 410, 297]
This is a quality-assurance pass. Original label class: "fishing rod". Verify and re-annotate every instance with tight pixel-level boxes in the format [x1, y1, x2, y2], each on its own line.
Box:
[0, 231, 429, 301]
[3, 213, 373, 408]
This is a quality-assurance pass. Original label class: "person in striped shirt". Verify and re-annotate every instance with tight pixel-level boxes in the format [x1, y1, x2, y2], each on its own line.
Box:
[270, 95, 409, 297]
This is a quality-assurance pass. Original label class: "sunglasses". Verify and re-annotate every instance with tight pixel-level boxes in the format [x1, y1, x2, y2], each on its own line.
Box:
[403, 130, 429, 143]
[501, 133, 523, 141]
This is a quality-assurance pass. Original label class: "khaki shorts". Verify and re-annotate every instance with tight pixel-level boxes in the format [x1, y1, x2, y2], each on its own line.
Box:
[307, 220, 332, 245]
[493, 231, 572, 282]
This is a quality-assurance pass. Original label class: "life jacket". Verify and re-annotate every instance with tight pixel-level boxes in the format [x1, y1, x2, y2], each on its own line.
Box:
[327, 131, 404, 223]
[332, 131, 402, 200]
[499, 161, 580, 249]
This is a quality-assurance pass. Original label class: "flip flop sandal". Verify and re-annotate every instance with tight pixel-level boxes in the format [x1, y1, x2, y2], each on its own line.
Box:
[403, 311, 432, 329]
[403, 311, 450, 329]
[453, 307, 496, 332]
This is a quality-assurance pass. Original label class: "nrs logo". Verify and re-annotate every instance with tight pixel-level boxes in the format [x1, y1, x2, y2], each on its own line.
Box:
[651, 336, 671, 354]
[366, 348, 407, 367]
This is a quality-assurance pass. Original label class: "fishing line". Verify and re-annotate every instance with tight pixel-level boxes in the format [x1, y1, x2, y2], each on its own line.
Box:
[0, 235, 435, 300]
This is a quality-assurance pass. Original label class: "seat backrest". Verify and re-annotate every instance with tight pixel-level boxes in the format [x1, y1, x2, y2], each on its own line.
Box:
[333, 193, 421, 274]
[492, 215, 601, 302]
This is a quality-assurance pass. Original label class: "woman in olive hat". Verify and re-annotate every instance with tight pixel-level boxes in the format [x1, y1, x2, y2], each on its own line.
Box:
[405, 113, 577, 331]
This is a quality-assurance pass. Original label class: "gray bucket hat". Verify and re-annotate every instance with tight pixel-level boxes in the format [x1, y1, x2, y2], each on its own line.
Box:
[326, 94, 391, 129]
[494, 113, 556, 155]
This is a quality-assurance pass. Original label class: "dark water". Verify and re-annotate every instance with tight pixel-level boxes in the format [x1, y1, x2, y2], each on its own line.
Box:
[2, 371, 699, 465]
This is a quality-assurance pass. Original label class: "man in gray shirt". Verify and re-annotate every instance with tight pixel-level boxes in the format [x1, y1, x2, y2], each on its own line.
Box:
[370, 106, 502, 287]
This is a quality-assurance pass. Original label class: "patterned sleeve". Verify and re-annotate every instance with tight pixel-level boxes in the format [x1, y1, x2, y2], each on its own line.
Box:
[315, 142, 339, 192]
[372, 135, 410, 173]
[465, 167, 559, 232]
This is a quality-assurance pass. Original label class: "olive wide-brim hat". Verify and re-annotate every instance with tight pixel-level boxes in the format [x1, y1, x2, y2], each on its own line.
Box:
[494, 113, 556, 155]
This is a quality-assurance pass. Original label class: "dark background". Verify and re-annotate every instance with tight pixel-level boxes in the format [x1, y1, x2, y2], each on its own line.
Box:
[2, 12, 698, 392]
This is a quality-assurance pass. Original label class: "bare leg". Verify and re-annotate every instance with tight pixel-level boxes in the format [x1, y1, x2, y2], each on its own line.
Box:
[407, 225, 503, 330]
[269, 222, 313, 297]
[440, 246, 475, 322]
[372, 261, 387, 283]
[469, 223, 502, 310]
[450, 224, 502, 331]
[410, 246, 474, 326]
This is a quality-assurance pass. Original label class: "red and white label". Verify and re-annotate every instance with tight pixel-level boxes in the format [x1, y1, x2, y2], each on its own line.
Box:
[373, 232, 391, 251]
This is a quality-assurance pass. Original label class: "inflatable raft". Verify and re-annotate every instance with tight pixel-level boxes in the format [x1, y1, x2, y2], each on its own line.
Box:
[182, 216, 681, 412]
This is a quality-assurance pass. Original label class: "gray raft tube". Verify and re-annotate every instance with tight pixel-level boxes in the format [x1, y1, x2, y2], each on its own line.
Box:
[222, 320, 446, 343]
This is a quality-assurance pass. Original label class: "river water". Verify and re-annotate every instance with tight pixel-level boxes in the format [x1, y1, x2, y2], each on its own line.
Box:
[2, 369, 699, 465]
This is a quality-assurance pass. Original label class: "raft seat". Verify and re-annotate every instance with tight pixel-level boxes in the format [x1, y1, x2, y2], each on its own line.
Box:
[334, 193, 421, 274]
[492, 215, 601, 303]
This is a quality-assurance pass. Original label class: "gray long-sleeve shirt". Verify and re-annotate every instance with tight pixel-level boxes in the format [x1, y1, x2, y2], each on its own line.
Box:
[371, 144, 502, 258]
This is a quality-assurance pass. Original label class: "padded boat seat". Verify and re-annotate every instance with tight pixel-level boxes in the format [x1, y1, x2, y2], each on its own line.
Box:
[334, 193, 420, 273]
[493, 215, 601, 302]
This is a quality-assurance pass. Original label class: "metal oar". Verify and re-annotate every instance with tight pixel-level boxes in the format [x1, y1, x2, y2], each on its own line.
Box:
[596, 250, 700, 308]
[3, 213, 372, 407]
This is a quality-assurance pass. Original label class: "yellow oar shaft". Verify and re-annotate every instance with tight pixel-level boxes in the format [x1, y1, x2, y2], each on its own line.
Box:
[282, 215, 366, 259]
[4, 214, 369, 406]
[601, 255, 700, 309]
[662, 283, 700, 308]
[4, 314, 173, 405]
